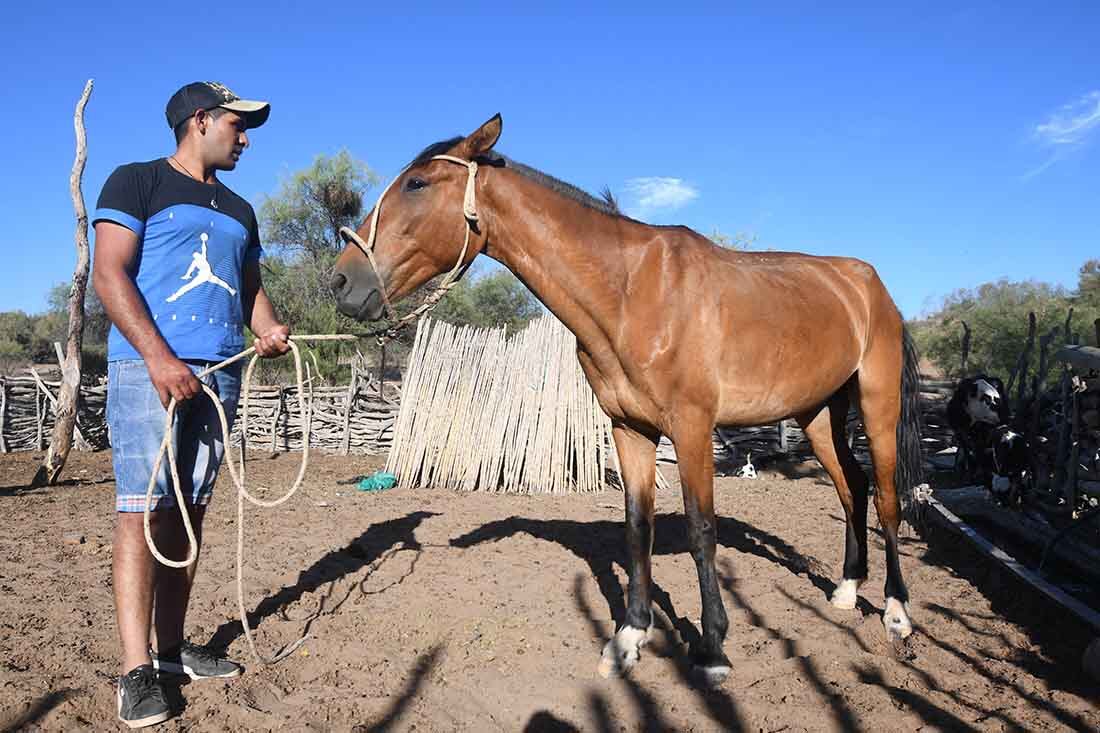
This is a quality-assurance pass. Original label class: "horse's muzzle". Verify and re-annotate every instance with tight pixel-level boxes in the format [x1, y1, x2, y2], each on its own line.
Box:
[331, 270, 386, 322]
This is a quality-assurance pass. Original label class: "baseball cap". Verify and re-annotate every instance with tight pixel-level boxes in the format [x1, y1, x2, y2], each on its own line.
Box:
[165, 81, 271, 130]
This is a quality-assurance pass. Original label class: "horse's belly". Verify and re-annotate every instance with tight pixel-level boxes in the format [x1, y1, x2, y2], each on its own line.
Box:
[713, 356, 858, 426]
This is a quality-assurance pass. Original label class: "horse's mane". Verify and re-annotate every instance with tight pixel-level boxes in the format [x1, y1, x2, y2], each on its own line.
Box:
[408, 138, 626, 219]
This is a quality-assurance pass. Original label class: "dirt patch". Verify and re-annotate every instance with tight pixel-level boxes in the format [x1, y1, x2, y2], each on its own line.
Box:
[1, 451, 1098, 731]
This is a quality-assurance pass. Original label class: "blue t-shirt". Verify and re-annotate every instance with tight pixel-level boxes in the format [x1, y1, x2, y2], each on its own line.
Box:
[93, 159, 263, 362]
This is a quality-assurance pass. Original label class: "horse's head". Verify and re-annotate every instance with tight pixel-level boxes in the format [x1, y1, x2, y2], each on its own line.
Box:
[330, 114, 503, 321]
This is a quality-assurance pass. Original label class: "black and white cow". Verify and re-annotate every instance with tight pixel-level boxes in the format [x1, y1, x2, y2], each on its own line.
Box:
[980, 425, 1031, 507]
[947, 375, 1010, 477]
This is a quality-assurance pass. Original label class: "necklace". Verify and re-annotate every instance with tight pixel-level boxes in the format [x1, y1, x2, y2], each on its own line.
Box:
[169, 156, 219, 209]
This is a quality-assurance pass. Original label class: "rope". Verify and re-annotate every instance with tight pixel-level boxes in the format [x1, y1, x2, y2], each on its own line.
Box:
[339, 155, 480, 344]
[143, 333, 356, 664]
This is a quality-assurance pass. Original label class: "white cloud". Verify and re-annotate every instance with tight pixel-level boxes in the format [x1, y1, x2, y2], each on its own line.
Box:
[1034, 90, 1100, 146]
[623, 177, 699, 218]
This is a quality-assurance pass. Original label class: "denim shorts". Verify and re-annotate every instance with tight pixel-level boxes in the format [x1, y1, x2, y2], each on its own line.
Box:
[107, 359, 241, 512]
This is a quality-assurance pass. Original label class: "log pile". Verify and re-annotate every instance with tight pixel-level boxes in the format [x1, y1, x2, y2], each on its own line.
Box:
[0, 374, 109, 453]
[0, 368, 399, 457]
[234, 368, 399, 455]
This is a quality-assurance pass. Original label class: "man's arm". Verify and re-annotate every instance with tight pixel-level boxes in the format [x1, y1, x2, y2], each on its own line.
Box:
[241, 259, 291, 357]
[92, 221, 201, 407]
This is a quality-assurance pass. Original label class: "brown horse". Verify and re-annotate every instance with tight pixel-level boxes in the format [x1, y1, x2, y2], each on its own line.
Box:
[331, 114, 923, 685]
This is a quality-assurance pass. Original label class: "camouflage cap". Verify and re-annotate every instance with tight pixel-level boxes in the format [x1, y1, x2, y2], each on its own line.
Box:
[166, 81, 270, 130]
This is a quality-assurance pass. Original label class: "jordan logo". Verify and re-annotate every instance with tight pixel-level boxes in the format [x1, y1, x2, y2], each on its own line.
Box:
[167, 233, 237, 303]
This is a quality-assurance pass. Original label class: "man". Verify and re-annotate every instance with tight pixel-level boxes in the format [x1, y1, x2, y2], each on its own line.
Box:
[92, 81, 290, 728]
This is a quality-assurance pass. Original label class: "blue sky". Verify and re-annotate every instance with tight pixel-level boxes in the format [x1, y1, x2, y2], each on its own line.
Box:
[2, 2, 1098, 319]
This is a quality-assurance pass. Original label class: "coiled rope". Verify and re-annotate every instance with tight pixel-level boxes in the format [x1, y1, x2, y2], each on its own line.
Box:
[143, 333, 355, 664]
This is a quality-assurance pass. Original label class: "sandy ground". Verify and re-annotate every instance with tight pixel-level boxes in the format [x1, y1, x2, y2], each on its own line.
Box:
[1, 450, 1098, 732]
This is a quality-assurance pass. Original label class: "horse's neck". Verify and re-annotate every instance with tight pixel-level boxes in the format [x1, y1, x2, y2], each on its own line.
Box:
[482, 172, 630, 353]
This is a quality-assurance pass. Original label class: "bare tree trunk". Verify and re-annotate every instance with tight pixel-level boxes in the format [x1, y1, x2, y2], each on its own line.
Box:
[1007, 311, 1036, 413]
[33, 79, 93, 487]
[959, 320, 971, 375]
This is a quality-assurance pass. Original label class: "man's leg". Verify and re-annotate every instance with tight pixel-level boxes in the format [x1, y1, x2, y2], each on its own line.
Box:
[108, 360, 176, 727]
[152, 505, 205, 654]
[114, 512, 158, 674]
[150, 362, 242, 680]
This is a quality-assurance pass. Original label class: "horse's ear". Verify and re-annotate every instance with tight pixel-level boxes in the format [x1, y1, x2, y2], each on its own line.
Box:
[460, 113, 502, 158]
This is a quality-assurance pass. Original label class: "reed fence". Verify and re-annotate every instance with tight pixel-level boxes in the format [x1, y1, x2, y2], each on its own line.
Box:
[387, 315, 614, 493]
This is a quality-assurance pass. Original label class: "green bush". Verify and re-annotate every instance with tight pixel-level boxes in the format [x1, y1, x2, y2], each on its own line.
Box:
[912, 269, 1100, 388]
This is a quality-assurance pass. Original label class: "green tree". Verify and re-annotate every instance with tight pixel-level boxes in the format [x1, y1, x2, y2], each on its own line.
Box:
[0, 310, 35, 370]
[251, 151, 382, 381]
[911, 277, 1099, 385]
[708, 229, 757, 249]
[430, 270, 542, 333]
[48, 281, 110, 346]
[1076, 258, 1100, 310]
[259, 150, 379, 258]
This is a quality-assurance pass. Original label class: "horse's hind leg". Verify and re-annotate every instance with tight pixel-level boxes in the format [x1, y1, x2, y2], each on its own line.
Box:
[856, 351, 913, 641]
[673, 417, 731, 686]
[598, 425, 658, 678]
[795, 387, 870, 610]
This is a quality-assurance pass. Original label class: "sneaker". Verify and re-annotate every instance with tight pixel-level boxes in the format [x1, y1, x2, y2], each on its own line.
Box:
[117, 664, 172, 729]
[152, 641, 243, 680]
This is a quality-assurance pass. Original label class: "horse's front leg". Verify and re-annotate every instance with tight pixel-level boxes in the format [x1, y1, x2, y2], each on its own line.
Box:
[598, 425, 658, 678]
[675, 420, 732, 686]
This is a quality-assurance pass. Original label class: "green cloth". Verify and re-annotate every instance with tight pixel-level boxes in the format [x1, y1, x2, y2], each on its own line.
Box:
[357, 471, 397, 492]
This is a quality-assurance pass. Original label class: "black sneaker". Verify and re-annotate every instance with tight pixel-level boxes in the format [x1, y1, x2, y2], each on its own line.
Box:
[117, 664, 172, 729]
[152, 641, 242, 680]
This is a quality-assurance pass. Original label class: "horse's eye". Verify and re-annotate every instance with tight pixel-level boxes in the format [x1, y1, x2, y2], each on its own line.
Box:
[405, 177, 428, 192]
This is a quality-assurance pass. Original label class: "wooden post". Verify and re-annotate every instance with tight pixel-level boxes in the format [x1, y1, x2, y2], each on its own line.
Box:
[270, 387, 283, 453]
[1053, 370, 1071, 493]
[378, 344, 387, 400]
[53, 341, 90, 452]
[340, 362, 358, 455]
[960, 320, 971, 375]
[29, 368, 89, 448]
[1094, 318, 1100, 349]
[35, 386, 44, 451]
[777, 419, 789, 454]
[1007, 312, 1036, 415]
[0, 378, 7, 453]
[34, 79, 93, 487]
[1066, 379, 1082, 508]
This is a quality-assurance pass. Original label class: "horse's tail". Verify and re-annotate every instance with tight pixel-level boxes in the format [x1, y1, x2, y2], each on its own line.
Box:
[896, 324, 925, 528]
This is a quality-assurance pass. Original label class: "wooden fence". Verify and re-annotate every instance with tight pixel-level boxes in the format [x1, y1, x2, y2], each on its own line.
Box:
[1, 357, 957, 480]
[0, 373, 109, 453]
[0, 366, 399, 456]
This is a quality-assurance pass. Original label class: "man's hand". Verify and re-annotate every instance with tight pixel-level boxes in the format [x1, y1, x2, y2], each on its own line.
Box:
[254, 324, 292, 358]
[147, 355, 202, 408]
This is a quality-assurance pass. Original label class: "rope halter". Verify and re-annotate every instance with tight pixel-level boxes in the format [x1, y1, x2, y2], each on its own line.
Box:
[339, 154, 481, 342]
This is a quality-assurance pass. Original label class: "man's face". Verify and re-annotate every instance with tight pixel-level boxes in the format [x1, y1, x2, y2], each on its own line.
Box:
[200, 109, 249, 170]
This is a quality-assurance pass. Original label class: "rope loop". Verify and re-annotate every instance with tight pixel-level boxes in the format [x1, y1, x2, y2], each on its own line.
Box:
[143, 334, 353, 663]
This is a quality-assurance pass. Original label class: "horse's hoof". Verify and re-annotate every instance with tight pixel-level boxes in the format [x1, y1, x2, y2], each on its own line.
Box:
[883, 597, 913, 641]
[830, 578, 864, 610]
[691, 662, 731, 688]
[597, 625, 649, 678]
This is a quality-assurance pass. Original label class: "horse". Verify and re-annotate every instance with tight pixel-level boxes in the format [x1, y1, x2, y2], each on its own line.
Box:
[331, 114, 923, 685]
